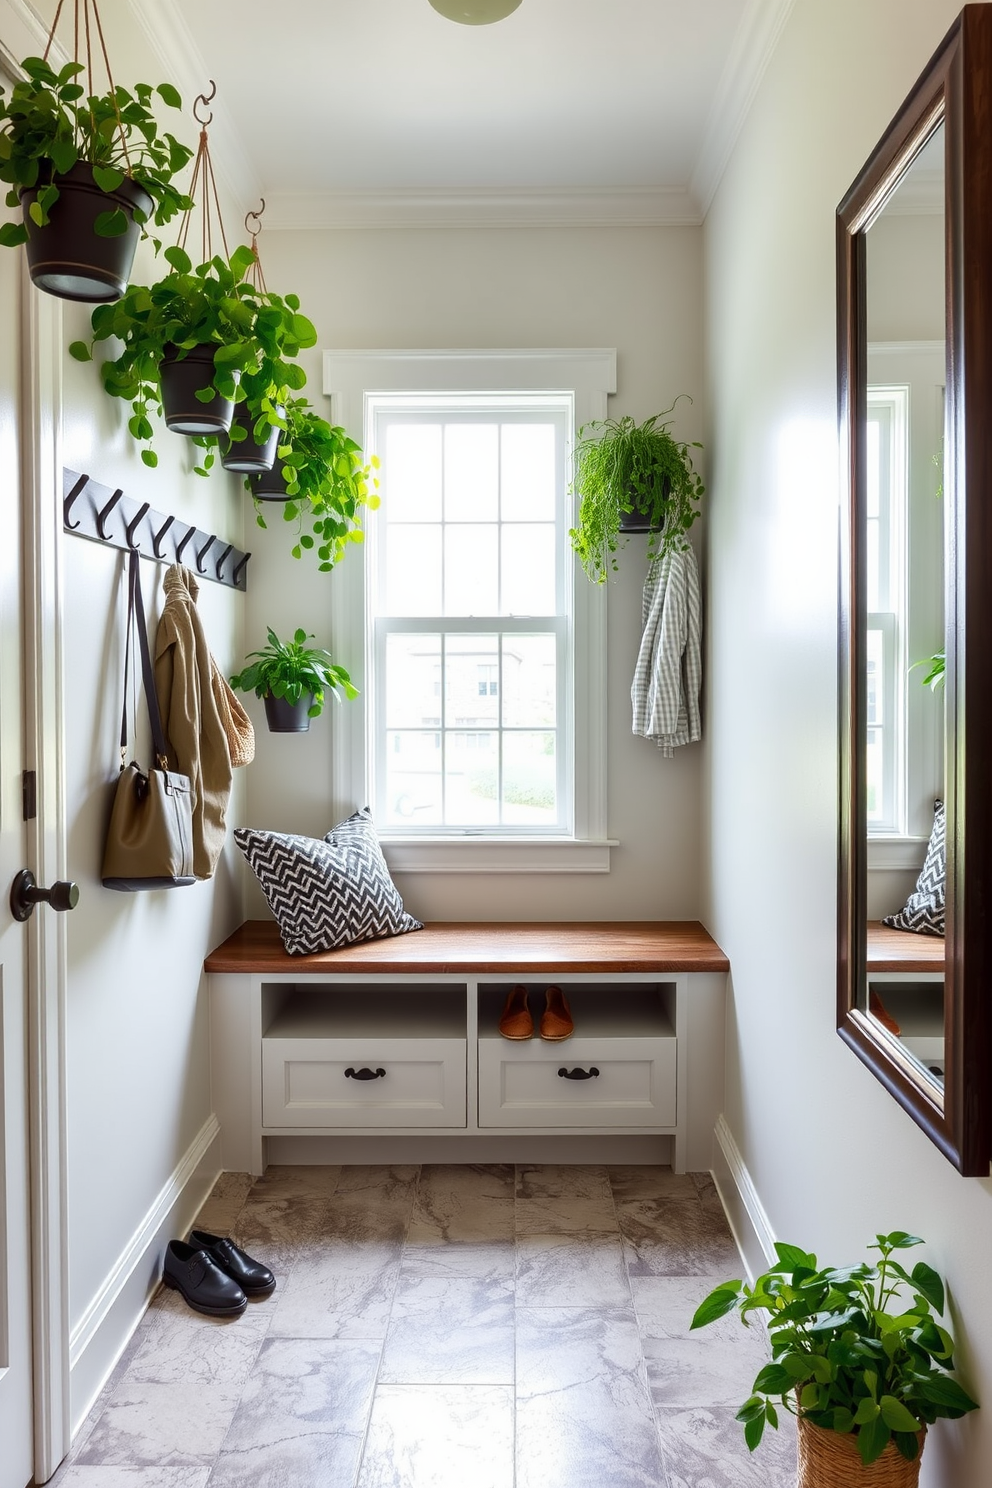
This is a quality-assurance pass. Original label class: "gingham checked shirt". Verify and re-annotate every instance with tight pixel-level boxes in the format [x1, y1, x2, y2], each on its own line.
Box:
[630, 544, 702, 757]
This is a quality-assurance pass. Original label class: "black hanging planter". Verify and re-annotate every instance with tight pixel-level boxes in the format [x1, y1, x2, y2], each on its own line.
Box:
[222, 407, 284, 475]
[19, 163, 151, 303]
[159, 344, 236, 436]
[248, 459, 293, 501]
[619, 475, 671, 534]
[263, 691, 314, 733]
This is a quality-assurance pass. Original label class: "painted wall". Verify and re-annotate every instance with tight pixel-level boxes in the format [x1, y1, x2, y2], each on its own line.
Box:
[242, 224, 706, 922]
[703, 2, 992, 1484]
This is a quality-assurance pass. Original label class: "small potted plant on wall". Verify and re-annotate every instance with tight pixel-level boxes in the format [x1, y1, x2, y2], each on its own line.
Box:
[0, 55, 193, 301]
[691, 1231, 978, 1486]
[248, 397, 380, 571]
[230, 627, 359, 734]
[569, 397, 704, 584]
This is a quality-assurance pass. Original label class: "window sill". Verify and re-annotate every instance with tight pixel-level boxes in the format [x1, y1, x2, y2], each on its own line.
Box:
[378, 837, 619, 874]
[868, 836, 930, 871]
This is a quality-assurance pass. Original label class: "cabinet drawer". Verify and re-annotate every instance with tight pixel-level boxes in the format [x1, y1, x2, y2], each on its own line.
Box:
[262, 1037, 467, 1128]
[478, 1036, 676, 1128]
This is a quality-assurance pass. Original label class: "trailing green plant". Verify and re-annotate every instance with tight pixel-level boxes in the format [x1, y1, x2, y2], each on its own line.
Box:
[229, 627, 358, 719]
[68, 244, 316, 468]
[0, 56, 193, 246]
[250, 398, 380, 571]
[569, 398, 704, 584]
[691, 1231, 978, 1468]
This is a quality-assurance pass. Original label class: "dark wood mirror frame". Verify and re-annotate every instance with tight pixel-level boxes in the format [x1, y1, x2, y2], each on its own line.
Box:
[837, 4, 992, 1176]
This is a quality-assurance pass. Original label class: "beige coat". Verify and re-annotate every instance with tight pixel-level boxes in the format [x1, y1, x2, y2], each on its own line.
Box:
[153, 565, 233, 879]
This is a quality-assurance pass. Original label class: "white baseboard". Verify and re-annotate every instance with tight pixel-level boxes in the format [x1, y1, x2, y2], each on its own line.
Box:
[712, 1114, 777, 1281]
[68, 1114, 222, 1437]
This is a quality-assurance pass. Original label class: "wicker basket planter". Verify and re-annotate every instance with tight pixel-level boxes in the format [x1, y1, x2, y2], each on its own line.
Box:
[798, 1415, 926, 1488]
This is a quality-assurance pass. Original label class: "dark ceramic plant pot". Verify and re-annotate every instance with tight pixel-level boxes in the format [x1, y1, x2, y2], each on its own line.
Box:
[221, 407, 284, 475]
[248, 459, 293, 501]
[263, 691, 314, 733]
[20, 162, 152, 302]
[159, 344, 236, 436]
[619, 474, 671, 534]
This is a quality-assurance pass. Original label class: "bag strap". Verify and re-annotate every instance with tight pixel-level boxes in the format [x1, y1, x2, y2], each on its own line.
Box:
[127, 549, 172, 771]
[117, 552, 137, 770]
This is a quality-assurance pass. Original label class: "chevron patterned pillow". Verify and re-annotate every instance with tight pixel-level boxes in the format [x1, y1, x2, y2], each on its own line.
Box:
[881, 799, 945, 936]
[234, 809, 423, 955]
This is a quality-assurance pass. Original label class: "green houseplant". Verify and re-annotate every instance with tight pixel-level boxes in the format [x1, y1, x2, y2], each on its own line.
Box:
[0, 55, 193, 300]
[569, 400, 704, 584]
[249, 398, 380, 571]
[69, 244, 317, 465]
[691, 1232, 977, 1482]
[230, 627, 358, 734]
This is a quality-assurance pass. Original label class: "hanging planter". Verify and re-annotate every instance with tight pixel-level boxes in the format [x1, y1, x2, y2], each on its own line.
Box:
[221, 404, 284, 474]
[160, 343, 237, 435]
[0, 8, 193, 302]
[618, 475, 671, 534]
[230, 628, 359, 737]
[248, 459, 292, 501]
[263, 691, 315, 734]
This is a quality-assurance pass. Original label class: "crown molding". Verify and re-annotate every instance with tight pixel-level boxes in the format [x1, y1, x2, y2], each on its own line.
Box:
[126, 0, 261, 221]
[690, 0, 797, 217]
[262, 185, 701, 232]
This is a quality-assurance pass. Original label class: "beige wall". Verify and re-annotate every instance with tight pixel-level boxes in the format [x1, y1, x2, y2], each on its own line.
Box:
[703, 2, 992, 1484]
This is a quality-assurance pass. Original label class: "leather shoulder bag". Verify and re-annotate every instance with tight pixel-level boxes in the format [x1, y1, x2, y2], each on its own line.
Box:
[102, 549, 196, 891]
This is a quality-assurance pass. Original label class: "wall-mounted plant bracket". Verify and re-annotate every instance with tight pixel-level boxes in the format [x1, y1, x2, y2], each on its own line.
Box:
[62, 468, 250, 590]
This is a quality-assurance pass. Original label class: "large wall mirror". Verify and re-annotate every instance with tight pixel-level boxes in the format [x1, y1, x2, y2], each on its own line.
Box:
[838, 5, 992, 1175]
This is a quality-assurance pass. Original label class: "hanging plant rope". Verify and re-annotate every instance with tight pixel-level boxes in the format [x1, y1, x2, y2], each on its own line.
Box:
[42, 0, 131, 173]
[176, 81, 232, 265]
[245, 198, 267, 295]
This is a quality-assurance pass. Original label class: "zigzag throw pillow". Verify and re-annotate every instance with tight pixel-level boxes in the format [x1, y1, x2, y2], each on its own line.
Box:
[881, 799, 945, 936]
[234, 808, 423, 955]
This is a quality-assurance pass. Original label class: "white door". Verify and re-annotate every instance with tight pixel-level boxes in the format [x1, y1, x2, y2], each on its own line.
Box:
[0, 228, 34, 1486]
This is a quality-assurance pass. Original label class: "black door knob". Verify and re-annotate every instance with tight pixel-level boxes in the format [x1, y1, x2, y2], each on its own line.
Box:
[10, 869, 80, 922]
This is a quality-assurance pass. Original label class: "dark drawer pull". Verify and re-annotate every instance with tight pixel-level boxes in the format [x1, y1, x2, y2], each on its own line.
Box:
[344, 1066, 386, 1081]
[558, 1066, 600, 1081]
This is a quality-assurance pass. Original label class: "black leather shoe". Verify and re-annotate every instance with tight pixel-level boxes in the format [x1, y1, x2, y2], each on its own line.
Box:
[162, 1239, 247, 1317]
[188, 1229, 277, 1298]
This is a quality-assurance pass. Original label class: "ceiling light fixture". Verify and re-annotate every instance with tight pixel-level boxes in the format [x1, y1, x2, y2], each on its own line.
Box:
[428, 0, 522, 24]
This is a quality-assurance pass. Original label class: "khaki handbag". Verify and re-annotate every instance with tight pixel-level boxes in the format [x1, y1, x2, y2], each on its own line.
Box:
[102, 550, 196, 891]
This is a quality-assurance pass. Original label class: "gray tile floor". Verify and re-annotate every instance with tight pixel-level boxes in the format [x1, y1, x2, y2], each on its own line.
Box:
[51, 1165, 797, 1488]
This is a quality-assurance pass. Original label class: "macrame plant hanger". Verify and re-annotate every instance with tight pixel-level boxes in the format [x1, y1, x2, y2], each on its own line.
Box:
[42, 0, 132, 176]
[245, 198, 267, 293]
[176, 80, 231, 265]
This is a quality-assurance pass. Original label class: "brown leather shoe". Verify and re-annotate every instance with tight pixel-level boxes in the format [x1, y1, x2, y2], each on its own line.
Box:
[499, 985, 533, 1039]
[869, 988, 901, 1036]
[540, 986, 573, 1041]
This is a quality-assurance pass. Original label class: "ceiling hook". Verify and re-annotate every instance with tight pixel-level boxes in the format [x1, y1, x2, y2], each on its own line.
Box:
[125, 502, 151, 551]
[193, 79, 216, 126]
[245, 198, 265, 237]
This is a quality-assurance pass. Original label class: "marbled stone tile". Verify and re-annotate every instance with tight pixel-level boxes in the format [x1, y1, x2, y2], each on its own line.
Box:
[206, 1336, 381, 1488]
[516, 1307, 668, 1488]
[516, 1163, 612, 1200]
[400, 1239, 516, 1284]
[380, 1276, 514, 1384]
[516, 1232, 631, 1307]
[252, 1164, 342, 1198]
[515, 1192, 618, 1236]
[655, 1404, 796, 1488]
[608, 1165, 700, 1201]
[121, 1301, 270, 1387]
[617, 1197, 741, 1278]
[408, 1164, 515, 1244]
[75, 1373, 248, 1467]
[265, 1237, 404, 1340]
[691, 1171, 727, 1219]
[334, 1163, 420, 1197]
[632, 1276, 771, 1409]
[194, 1173, 254, 1235]
[51, 1470, 211, 1488]
[356, 1384, 514, 1488]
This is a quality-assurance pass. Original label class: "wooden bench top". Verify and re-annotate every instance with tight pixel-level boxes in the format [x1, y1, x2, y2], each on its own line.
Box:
[867, 921, 945, 974]
[204, 920, 729, 976]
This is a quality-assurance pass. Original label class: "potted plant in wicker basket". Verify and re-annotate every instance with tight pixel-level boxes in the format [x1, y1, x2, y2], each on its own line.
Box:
[691, 1231, 977, 1486]
[230, 627, 358, 734]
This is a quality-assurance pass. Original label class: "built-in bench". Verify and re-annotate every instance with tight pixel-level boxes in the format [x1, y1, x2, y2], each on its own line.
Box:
[205, 920, 729, 1176]
[866, 920, 945, 1075]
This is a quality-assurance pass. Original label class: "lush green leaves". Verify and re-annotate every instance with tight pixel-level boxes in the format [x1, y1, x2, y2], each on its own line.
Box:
[229, 626, 359, 718]
[691, 1232, 977, 1465]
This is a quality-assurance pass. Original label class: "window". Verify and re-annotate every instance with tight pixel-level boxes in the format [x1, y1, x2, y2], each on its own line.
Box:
[367, 396, 570, 834]
[866, 388, 906, 834]
[323, 348, 616, 872]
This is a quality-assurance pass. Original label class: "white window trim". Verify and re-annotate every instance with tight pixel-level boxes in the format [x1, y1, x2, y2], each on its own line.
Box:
[323, 348, 618, 873]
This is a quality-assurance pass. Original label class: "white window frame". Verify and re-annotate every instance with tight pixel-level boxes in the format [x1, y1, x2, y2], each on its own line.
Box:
[323, 349, 618, 873]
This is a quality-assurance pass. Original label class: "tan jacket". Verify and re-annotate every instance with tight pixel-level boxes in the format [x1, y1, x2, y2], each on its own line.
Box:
[153, 565, 233, 879]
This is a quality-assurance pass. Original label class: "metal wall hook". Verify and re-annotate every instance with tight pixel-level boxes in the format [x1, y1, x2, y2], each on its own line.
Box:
[232, 552, 251, 587]
[214, 542, 234, 580]
[195, 534, 217, 573]
[152, 514, 175, 558]
[174, 523, 196, 564]
[193, 79, 216, 125]
[96, 489, 124, 540]
[63, 473, 88, 530]
[124, 502, 150, 550]
[245, 199, 265, 237]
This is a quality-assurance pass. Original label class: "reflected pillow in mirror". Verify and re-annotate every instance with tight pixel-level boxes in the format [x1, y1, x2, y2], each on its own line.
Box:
[881, 799, 945, 936]
[234, 808, 423, 955]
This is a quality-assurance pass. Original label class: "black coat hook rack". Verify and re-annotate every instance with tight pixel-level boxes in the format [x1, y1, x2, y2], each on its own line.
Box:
[62, 469, 250, 592]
